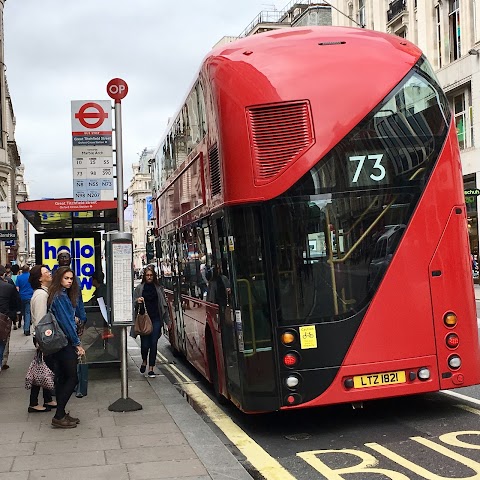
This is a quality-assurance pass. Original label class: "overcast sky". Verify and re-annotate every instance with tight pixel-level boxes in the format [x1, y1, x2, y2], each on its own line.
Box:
[4, 0, 285, 200]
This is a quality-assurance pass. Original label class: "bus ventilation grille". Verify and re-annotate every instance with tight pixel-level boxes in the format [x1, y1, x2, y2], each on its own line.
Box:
[209, 144, 222, 196]
[247, 101, 314, 184]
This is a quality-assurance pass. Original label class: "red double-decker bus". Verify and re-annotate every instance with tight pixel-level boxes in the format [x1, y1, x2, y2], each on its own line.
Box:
[151, 26, 480, 412]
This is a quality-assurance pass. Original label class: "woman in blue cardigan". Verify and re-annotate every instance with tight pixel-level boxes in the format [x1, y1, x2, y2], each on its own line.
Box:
[47, 266, 85, 429]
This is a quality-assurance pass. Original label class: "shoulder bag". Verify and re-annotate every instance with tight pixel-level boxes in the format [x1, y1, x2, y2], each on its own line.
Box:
[134, 303, 153, 336]
[0, 312, 11, 343]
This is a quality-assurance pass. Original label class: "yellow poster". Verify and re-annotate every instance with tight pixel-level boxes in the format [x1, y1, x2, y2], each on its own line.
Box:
[299, 325, 317, 349]
[41, 238, 95, 303]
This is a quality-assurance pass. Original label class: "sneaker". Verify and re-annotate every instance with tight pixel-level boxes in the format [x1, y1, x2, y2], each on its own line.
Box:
[147, 371, 156, 378]
[140, 364, 146, 374]
[13, 325, 17, 330]
[51, 416, 77, 429]
[2, 365, 9, 370]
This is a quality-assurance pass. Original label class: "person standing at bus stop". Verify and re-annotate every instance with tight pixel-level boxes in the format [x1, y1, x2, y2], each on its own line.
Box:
[47, 266, 85, 428]
[16, 265, 33, 336]
[55, 250, 87, 334]
[133, 265, 168, 378]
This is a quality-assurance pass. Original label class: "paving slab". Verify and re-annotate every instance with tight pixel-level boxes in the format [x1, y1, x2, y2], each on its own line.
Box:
[0, 326, 252, 479]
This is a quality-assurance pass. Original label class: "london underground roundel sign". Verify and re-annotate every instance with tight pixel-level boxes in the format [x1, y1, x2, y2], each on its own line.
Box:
[107, 78, 128, 102]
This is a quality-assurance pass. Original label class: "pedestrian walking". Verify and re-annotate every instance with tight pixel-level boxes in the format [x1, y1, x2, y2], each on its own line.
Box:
[133, 265, 168, 378]
[47, 266, 85, 428]
[16, 265, 33, 336]
[10, 264, 19, 286]
[0, 265, 20, 372]
[28, 265, 57, 412]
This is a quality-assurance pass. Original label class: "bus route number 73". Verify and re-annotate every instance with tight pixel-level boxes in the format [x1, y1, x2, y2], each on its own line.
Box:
[349, 154, 386, 185]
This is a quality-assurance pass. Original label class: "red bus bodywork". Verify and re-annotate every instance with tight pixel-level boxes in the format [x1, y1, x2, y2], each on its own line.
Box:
[154, 26, 480, 412]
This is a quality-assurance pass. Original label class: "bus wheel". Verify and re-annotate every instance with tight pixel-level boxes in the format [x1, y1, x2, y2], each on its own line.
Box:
[207, 335, 228, 405]
[168, 328, 182, 358]
[170, 344, 181, 358]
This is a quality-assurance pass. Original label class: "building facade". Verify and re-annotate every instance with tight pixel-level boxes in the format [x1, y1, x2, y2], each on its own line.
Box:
[127, 147, 155, 271]
[331, 0, 480, 257]
[0, 1, 25, 266]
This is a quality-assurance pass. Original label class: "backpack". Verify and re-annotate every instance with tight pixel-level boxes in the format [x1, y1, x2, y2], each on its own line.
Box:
[34, 311, 68, 356]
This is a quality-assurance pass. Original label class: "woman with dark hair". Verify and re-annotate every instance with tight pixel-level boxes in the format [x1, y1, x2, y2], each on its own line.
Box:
[133, 265, 168, 378]
[46, 266, 85, 428]
[28, 265, 56, 413]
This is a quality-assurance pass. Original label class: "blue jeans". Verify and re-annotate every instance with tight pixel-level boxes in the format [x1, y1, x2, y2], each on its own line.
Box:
[0, 341, 5, 367]
[140, 320, 162, 367]
[22, 299, 31, 334]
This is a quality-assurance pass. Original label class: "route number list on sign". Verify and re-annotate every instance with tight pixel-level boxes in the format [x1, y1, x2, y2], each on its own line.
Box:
[71, 100, 115, 202]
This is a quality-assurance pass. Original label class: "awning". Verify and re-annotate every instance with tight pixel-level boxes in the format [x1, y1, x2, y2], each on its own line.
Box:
[18, 198, 121, 232]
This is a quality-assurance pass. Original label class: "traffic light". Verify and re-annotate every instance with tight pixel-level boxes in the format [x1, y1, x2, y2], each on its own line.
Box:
[146, 242, 154, 263]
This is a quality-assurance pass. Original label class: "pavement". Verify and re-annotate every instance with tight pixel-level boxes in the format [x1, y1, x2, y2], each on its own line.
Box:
[0, 327, 252, 480]
[475, 283, 480, 301]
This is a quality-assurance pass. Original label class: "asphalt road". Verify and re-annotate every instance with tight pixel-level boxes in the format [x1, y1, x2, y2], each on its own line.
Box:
[151, 292, 480, 480]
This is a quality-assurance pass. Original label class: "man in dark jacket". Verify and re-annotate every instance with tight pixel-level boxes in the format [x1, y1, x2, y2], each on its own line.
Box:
[0, 265, 21, 371]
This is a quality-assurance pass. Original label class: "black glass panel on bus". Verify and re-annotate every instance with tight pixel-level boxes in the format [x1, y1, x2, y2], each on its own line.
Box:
[271, 58, 450, 326]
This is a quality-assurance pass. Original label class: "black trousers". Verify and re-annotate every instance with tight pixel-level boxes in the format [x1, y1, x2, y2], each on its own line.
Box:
[49, 344, 78, 419]
[140, 320, 162, 367]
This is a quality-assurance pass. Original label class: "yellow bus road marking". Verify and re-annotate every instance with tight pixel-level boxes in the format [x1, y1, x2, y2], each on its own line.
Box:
[156, 352, 297, 480]
[455, 404, 480, 416]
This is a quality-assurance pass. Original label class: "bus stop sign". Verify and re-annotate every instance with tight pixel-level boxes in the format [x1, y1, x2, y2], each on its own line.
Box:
[107, 78, 128, 103]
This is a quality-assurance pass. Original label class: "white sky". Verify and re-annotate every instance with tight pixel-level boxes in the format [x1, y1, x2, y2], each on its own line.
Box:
[4, 0, 286, 200]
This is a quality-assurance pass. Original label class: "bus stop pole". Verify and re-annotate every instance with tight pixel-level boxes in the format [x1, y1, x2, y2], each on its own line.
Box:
[108, 91, 142, 412]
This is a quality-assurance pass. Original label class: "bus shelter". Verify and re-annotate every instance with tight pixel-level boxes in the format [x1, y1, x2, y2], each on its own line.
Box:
[18, 198, 122, 365]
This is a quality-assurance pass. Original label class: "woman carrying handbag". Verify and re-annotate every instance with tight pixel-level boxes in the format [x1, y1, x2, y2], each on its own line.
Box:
[28, 265, 57, 413]
[133, 266, 167, 378]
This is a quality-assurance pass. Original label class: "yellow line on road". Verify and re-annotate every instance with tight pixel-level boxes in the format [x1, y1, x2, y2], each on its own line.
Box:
[157, 352, 297, 480]
[455, 404, 480, 415]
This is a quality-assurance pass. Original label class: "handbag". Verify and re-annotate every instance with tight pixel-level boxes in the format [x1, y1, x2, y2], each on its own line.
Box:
[34, 311, 68, 356]
[25, 351, 55, 391]
[75, 354, 88, 398]
[134, 303, 153, 336]
[0, 312, 11, 343]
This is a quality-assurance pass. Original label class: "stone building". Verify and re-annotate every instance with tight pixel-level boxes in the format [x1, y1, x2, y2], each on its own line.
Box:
[127, 147, 155, 271]
[0, 0, 26, 265]
[330, 0, 480, 256]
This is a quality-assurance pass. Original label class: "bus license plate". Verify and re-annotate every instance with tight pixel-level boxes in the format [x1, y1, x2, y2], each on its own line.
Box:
[353, 370, 406, 389]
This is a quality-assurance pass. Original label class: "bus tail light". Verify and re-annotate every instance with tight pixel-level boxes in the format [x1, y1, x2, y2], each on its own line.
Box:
[448, 355, 462, 370]
[446, 333, 460, 349]
[281, 331, 296, 345]
[283, 352, 299, 368]
[444, 312, 457, 327]
[285, 393, 301, 405]
[417, 368, 430, 380]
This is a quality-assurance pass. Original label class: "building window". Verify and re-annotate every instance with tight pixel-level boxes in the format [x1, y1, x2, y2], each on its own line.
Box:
[449, 0, 461, 61]
[452, 90, 473, 150]
[436, 5, 442, 68]
[358, 0, 365, 27]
